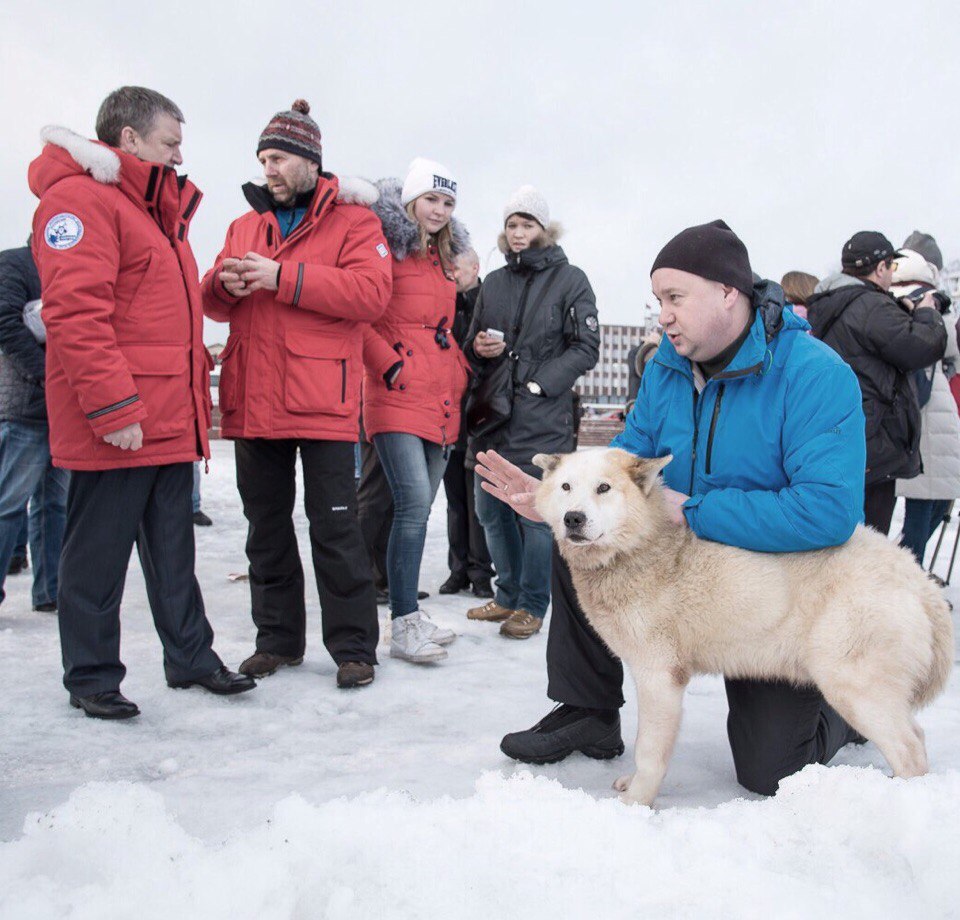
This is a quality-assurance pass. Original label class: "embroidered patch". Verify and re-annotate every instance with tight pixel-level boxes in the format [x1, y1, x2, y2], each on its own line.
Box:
[585, 315, 599, 331]
[376, 243, 389, 259]
[44, 213, 84, 250]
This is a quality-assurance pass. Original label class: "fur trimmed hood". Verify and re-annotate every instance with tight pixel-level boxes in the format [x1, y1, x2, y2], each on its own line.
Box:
[370, 177, 469, 261]
[37, 125, 121, 184]
[497, 221, 564, 255]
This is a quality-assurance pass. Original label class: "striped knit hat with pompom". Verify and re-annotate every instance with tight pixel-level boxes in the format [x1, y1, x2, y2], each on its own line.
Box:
[257, 99, 323, 167]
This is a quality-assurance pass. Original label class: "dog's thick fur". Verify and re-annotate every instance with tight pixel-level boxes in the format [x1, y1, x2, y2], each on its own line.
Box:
[533, 448, 954, 807]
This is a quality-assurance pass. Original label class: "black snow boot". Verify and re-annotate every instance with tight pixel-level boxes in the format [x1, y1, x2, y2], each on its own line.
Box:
[500, 703, 624, 765]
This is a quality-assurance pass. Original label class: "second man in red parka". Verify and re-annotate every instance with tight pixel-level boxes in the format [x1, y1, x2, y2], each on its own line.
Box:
[201, 100, 392, 690]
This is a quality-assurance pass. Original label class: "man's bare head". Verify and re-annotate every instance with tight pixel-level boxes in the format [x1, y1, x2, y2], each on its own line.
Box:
[452, 248, 480, 292]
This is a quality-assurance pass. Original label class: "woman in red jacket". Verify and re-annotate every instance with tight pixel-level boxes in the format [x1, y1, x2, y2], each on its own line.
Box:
[364, 158, 470, 664]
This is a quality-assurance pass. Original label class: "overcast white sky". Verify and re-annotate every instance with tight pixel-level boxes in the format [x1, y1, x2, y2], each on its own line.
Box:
[4, 0, 959, 342]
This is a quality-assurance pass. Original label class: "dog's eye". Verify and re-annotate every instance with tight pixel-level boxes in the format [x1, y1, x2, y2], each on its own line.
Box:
[596, 483, 611, 494]
[561, 483, 571, 492]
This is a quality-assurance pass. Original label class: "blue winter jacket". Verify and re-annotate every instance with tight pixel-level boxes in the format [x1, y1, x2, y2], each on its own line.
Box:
[612, 281, 865, 553]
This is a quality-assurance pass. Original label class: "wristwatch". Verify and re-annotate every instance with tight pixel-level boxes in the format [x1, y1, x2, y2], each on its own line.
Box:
[526, 381, 543, 396]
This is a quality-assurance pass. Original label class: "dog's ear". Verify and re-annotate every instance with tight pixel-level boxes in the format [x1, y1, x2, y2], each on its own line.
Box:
[532, 453, 562, 473]
[626, 454, 672, 495]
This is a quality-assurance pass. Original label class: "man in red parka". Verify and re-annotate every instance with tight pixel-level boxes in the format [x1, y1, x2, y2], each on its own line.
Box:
[29, 86, 256, 720]
[201, 100, 392, 689]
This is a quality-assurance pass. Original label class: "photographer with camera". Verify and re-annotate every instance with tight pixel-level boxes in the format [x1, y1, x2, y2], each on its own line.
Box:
[807, 231, 947, 534]
[889, 249, 960, 565]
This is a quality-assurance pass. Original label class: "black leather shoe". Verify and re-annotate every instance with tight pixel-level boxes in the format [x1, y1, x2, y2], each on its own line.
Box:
[500, 704, 623, 765]
[70, 690, 140, 720]
[192, 511, 213, 526]
[417, 590, 430, 600]
[7, 554, 28, 576]
[167, 665, 256, 695]
[439, 573, 468, 595]
[33, 602, 58, 613]
[471, 578, 494, 599]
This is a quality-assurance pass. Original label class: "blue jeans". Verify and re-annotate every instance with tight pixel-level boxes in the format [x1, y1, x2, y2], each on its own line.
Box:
[901, 498, 952, 565]
[14, 513, 27, 560]
[474, 478, 553, 619]
[192, 462, 202, 514]
[373, 433, 447, 618]
[0, 421, 69, 606]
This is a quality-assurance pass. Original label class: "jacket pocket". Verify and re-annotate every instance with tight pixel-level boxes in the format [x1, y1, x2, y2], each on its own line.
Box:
[120, 342, 191, 440]
[217, 335, 243, 414]
[284, 332, 355, 416]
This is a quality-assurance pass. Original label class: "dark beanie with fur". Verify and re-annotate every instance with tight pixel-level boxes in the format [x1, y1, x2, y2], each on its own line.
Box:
[257, 99, 323, 167]
[650, 219, 754, 296]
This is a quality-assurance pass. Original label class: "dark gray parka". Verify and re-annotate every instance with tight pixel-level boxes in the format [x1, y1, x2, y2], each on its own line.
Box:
[0, 246, 45, 424]
[465, 241, 599, 474]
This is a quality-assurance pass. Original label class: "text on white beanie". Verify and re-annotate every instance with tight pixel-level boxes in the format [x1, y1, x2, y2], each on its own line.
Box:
[401, 157, 458, 206]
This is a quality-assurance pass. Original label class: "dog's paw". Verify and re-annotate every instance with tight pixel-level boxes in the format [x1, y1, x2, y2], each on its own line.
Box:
[613, 774, 633, 792]
[618, 791, 644, 806]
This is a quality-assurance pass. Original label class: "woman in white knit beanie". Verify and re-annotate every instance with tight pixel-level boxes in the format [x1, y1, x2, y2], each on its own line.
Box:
[464, 185, 600, 640]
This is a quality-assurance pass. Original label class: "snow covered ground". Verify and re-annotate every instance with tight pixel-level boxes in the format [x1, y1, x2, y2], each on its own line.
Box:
[1, 439, 959, 919]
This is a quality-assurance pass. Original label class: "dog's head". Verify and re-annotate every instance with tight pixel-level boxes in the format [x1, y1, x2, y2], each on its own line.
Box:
[533, 448, 673, 567]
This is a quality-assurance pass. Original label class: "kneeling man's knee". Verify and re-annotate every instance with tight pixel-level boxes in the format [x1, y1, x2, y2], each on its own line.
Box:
[733, 758, 784, 797]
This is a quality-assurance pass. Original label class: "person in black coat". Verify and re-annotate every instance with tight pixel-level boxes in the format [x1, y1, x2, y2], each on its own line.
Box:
[438, 248, 494, 597]
[463, 186, 599, 639]
[807, 231, 946, 534]
[0, 243, 69, 612]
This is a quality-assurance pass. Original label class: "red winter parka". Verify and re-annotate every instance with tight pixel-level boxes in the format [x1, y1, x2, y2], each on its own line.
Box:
[362, 179, 470, 446]
[201, 175, 392, 441]
[28, 127, 212, 471]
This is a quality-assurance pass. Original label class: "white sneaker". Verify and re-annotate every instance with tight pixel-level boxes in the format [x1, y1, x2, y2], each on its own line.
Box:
[418, 606, 456, 646]
[390, 611, 448, 663]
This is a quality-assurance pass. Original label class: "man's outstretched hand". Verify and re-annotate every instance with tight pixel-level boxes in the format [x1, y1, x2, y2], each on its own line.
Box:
[475, 450, 544, 522]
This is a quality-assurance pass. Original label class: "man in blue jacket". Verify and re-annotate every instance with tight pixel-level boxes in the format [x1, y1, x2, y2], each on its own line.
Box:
[477, 220, 867, 796]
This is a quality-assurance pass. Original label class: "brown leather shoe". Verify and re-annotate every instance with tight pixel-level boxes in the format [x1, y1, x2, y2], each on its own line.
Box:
[337, 661, 375, 688]
[238, 651, 303, 678]
[466, 600, 514, 621]
[500, 609, 543, 639]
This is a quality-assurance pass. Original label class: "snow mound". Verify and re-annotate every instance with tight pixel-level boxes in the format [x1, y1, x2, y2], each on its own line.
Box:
[2, 767, 958, 920]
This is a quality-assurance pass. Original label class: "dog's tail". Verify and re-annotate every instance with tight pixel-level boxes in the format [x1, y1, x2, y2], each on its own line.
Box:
[913, 578, 954, 708]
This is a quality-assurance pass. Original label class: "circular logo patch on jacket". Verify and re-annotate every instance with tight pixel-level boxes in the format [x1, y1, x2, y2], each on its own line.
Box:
[44, 213, 84, 250]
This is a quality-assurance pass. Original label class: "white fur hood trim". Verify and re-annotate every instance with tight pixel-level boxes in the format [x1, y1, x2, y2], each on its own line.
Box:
[40, 126, 120, 184]
[336, 176, 378, 206]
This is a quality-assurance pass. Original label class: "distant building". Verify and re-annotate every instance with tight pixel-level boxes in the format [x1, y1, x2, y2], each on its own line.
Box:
[575, 322, 652, 406]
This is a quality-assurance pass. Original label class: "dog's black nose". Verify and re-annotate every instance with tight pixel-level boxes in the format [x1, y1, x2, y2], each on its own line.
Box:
[564, 510, 586, 530]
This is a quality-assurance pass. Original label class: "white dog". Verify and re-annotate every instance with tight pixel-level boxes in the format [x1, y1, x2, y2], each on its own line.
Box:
[533, 448, 954, 807]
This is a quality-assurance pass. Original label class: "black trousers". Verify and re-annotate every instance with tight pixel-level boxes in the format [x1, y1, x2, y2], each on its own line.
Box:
[357, 440, 393, 592]
[442, 449, 493, 583]
[546, 544, 855, 796]
[235, 438, 378, 664]
[864, 479, 897, 535]
[58, 462, 222, 696]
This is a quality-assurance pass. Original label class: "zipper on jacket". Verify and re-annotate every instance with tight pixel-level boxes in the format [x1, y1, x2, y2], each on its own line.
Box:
[689, 387, 699, 493]
[705, 384, 725, 475]
[340, 360, 347, 402]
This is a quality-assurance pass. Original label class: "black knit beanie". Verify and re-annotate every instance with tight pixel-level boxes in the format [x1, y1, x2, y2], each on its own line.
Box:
[650, 219, 754, 296]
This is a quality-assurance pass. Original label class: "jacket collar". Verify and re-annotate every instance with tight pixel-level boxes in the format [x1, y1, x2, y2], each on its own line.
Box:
[505, 243, 568, 273]
[241, 174, 339, 247]
[29, 127, 202, 243]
